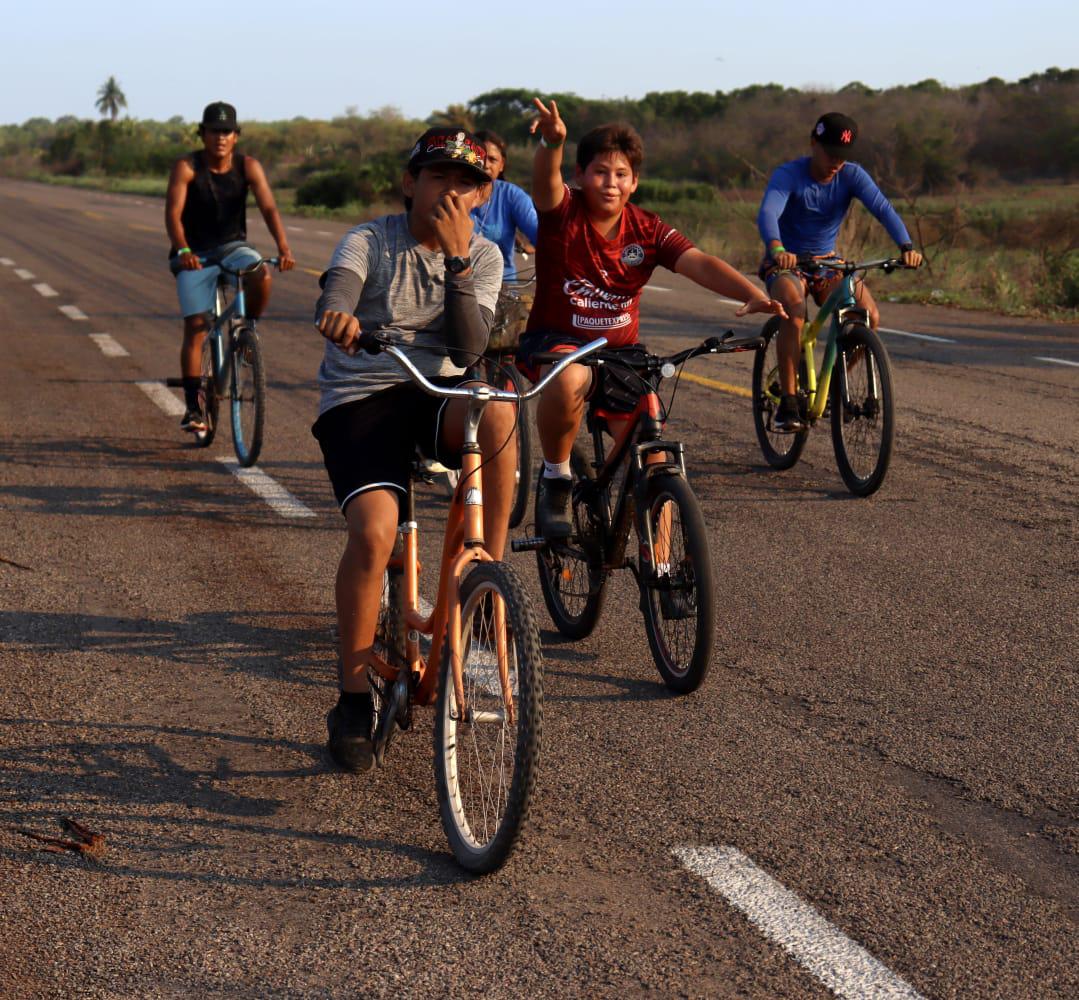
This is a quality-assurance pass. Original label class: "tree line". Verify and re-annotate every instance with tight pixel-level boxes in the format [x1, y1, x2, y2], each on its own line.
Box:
[1, 68, 1076, 207]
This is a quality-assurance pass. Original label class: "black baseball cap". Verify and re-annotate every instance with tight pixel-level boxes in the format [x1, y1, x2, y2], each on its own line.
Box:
[407, 127, 489, 183]
[201, 101, 239, 131]
[812, 112, 858, 154]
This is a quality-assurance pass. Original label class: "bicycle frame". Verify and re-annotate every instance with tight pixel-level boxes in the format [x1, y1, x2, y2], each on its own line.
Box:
[580, 388, 686, 577]
[794, 271, 861, 422]
[206, 286, 243, 396]
[368, 340, 606, 723]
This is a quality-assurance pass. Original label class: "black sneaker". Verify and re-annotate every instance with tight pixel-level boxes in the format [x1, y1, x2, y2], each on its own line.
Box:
[772, 395, 805, 433]
[180, 408, 207, 434]
[326, 692, 374, 773]
[536, 475, 573, 540]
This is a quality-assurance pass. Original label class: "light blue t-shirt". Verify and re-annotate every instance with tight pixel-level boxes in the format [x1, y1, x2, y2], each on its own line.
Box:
[757, 157, 911, 256]
[470, 179, 539, 279]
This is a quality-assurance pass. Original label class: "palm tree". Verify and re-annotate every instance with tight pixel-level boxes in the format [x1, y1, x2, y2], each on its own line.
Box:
[94, 77, 127, 121]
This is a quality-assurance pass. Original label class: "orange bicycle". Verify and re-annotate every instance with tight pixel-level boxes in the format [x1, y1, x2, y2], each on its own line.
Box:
[363, 334, 607, 873]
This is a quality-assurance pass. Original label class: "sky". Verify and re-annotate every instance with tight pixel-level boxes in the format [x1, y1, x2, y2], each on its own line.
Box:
[3, 0, 1076, 124]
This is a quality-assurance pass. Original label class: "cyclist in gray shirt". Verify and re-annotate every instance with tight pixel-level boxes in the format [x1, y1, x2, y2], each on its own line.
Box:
[312, 127, 510, 773]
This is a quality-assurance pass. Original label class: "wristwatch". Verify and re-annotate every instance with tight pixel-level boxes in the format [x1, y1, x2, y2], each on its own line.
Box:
[444, 255, 471, 275]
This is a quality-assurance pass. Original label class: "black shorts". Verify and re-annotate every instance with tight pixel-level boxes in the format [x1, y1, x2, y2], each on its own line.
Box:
[311, 378, 463, 516]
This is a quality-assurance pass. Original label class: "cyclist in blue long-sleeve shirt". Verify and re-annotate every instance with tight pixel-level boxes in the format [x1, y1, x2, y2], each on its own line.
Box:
[757, 113, 922, 431]
[470, 129, 538, 280]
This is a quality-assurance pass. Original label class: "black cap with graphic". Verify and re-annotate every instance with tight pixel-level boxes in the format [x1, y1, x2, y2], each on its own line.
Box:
[812, 112, 858, 154]
[407, 127, 489, 183]
[201, 101, 239, 131]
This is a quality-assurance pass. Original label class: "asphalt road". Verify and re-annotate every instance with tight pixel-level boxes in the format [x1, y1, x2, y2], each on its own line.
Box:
[0, 177, 1076, 1000]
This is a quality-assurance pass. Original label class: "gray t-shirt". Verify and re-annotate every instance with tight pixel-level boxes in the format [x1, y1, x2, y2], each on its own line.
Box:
[316, 213, 502, 415]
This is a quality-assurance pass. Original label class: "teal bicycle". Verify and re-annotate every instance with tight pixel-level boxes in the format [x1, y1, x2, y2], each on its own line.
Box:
[168, 254, 277, 467]
[752, 256, 914, 496]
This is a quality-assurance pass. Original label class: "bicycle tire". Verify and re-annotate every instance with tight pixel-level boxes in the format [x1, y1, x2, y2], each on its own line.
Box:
[434, 561, 542, 874]
[639, 473, 716, 694]
[230, 324, 266, 467]
[751, 317, 809, 470]
[830, 324, 895, 496]
[507, 364, 533, 530]
[535, 459, 607, 640]
[195, 335, 219, 448]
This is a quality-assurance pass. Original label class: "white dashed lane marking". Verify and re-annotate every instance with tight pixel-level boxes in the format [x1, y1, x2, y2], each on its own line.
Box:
[1036, 355, 1079, 368]
[643, 285, 672, 293]
[674, 847, 925, 1000]
[33, 283, 58, 298]
[316, 230, 333, 237]
[287, 226, 304, 233]
[89, 333, 129, 357]
[879, 326, 955, 343]
[0, 257, 14, 266]
[216, 458, 316, 519]
[59, 305, 89, 321]
[14, 268, 35, 280]
[136, 380, 186, 417]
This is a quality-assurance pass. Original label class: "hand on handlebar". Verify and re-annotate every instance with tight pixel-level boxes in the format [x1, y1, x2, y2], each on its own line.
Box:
[318, 311, 367, 355]
[177, 252, 202, 271]
[277, 247, 296, 272]
[736, 296, 788, 321]
[773, 251, 798, 271]
[901, 248, 923, 269]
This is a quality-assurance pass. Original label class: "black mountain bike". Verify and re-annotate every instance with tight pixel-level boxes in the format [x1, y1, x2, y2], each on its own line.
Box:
[514, 332, 762, 693]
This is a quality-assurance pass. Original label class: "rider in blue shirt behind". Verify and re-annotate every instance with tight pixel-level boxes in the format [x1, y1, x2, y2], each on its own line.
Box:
[470, 129, 538, 280]
[757, 113, 922, 431]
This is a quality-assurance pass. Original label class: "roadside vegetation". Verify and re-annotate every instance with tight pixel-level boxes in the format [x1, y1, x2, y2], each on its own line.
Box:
[3, 70, 1076, 318]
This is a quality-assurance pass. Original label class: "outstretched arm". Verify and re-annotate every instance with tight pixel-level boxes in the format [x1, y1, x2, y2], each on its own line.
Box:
[246, 157, 294, 271]
[529, 97, 568, 213]
[675, 249, 787, 319]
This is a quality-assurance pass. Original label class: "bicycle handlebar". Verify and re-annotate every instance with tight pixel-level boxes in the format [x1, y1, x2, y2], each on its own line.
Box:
[531, 330, 764, 373]
[380, 336, 609, 404]
[797, 256, 914, 276]
[197, 255, 280, 275]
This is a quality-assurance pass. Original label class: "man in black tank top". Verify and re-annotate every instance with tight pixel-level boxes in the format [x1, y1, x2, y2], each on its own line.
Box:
[165, 101, 295, 432]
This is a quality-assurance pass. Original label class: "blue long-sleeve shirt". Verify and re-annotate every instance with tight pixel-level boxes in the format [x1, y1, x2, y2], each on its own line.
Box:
[757, 157, 911, 256]
[470, 179, 539, 280]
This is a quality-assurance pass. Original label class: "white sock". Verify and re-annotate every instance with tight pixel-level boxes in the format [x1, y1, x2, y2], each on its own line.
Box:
[656, 561, 671, 576]
[543, 459, 571, 480]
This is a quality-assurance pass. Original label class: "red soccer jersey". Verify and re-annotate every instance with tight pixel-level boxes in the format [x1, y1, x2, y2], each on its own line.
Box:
[526, 186, 694, 347]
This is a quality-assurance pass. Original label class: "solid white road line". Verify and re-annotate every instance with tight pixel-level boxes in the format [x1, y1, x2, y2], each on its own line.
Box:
[1035, 355, 1079, 368]
[216, 458, 316, 519]
[674, 846, 925, 1000]
[287, 225, 304, 233]
[89, 333, 129, 357]
[879, 326, 956, 344]
[0, 257, 14, 266]
[136, 380, 185, 417]
[14, 268, 35, 280]
[33, 283, 58, 298]
[59, 304, 89, 321]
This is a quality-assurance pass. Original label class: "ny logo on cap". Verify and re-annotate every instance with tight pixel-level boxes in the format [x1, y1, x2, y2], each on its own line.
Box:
[840, 129, 853, 144]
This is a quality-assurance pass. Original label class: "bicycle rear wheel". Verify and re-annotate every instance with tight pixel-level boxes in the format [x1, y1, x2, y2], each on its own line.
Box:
[195, 335, 219, 447]
[639, 473, 715, 694]
[830, 324, 894, 496]
[230, 324, 266, 467]
[535, 449, 607, 640]
[752, 317, 809, 469]
[434, 561, 542, 874]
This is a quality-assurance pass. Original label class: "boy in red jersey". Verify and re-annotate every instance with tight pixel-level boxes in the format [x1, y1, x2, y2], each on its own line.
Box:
[522, 98, 787, 539]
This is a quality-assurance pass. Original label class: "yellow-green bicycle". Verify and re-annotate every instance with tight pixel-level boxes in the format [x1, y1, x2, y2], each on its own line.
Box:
[752, 256, 914, 496]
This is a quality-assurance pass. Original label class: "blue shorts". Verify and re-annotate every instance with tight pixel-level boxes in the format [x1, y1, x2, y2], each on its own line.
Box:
[174, 243, 262, 318]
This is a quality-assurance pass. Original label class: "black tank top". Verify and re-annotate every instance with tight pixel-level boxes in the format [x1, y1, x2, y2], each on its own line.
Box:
[180, 151, 248, 253]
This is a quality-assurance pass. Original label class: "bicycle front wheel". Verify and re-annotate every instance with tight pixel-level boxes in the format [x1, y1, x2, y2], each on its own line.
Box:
[830, 324, 895, 496]
[752, 317, 809, 470]
[535, 449, 607, 640]
[230, 324, 266, 467]
[639, 473, 716, 694]
[195, 335, 219, 448]
[434, 561, 542, 874]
